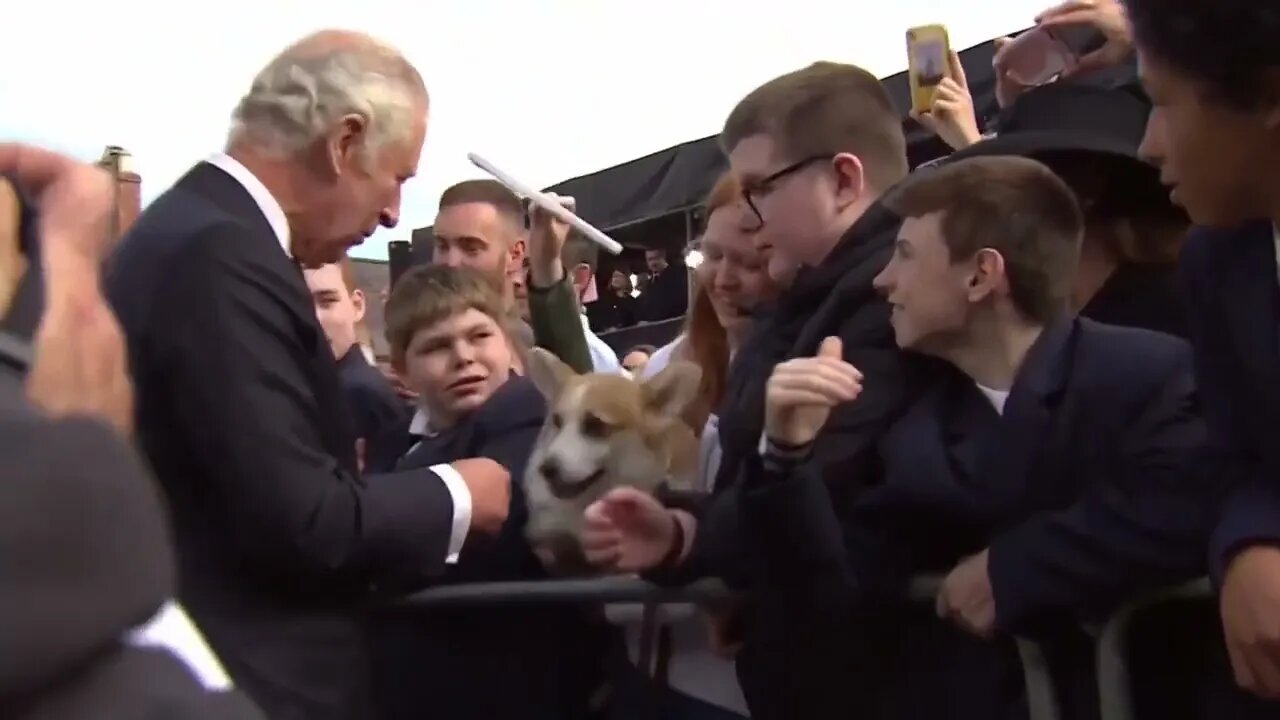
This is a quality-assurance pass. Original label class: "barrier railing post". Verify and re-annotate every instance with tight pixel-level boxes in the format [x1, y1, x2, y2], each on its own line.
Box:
[1095, 578, 1212, 720]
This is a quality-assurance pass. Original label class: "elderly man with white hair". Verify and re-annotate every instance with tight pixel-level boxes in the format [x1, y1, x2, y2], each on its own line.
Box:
[105, 30, 512, 720]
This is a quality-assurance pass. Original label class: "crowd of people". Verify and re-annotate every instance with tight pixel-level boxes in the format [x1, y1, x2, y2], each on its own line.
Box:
[3, 0, 1280, 719]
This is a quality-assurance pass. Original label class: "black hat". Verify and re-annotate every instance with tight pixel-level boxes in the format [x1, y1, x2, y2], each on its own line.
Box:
[949, 81, 1151, 163]
[946, 81, 1179, 221]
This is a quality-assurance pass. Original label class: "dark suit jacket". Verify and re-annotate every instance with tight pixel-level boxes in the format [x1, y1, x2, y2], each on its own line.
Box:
[743, 318, 1214, 720]
[1180, 222, 1280, 580]
[0, 374, 262, 720]
[370, 377, 611, 720]
[105, 161, 458, 720]
[336, 345, 406, 445]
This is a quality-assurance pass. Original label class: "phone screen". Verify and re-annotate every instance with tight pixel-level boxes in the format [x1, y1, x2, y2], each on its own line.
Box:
[907, 25, 951, 113]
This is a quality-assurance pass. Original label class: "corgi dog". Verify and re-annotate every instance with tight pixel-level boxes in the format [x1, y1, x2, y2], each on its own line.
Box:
[523, 347, 702, 574]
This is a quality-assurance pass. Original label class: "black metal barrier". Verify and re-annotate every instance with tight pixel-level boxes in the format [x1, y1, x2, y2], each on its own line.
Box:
[389, 574, 1219, 720]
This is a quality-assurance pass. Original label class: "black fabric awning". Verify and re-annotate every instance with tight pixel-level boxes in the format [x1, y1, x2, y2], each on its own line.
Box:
[543, 37, 1007, 232]
[409, 31, 1137, 261]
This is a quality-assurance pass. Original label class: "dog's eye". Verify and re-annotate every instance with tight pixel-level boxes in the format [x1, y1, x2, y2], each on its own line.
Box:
[581, 413, 610, 438]
[550, 413, 563, 429]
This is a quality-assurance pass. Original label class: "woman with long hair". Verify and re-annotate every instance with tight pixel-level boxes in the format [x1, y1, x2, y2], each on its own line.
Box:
[609, 172, 776, 720]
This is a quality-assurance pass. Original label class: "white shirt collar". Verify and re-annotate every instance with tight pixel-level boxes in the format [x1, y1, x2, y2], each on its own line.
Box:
[206, 152, 292, 259]
[408, 407, 432, 437]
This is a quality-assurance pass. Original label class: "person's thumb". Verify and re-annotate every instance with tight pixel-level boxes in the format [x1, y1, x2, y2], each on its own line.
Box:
[818, 335, 843, 360]
[912, 110, 939, 132]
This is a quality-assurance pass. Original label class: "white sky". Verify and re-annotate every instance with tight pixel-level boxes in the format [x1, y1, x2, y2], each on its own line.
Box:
[0, 0, 1045, 260]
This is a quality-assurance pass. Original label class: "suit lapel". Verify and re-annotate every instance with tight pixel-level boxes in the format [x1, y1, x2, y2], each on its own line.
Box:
[978, 320, 1076, 514]
[942, 377, 1000, 489]
[1223, 224, 1280, 392]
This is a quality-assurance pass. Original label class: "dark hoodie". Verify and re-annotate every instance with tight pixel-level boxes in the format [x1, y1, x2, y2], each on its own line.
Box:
[668, 202, 937, 720]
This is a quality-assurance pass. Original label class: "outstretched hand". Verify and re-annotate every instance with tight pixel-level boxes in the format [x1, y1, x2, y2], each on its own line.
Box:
[581, 486, 684, 573]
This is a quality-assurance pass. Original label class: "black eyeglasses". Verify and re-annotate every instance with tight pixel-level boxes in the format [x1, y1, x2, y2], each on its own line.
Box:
[740, 154, 833, 231]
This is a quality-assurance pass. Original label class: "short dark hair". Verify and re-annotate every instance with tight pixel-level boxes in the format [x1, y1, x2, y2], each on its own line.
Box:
[438, 179, 524, 227]
[384, 264, 506, 365]
[883, 156, 1084, 324]
[1123, 0, 1280, 110]
[722, 62, 909, 191]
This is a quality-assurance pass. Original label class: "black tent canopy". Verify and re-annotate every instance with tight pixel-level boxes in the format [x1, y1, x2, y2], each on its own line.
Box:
[540, 38, 1005, 240]
[411, 30, 1136, 265]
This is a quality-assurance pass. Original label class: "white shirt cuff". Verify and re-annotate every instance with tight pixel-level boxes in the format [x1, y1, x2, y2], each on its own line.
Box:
[430, 463, 472, 564]
[126, 601, 232, 690]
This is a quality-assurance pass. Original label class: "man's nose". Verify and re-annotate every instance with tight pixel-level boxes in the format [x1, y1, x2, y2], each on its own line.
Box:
[380, 192, 402, 228]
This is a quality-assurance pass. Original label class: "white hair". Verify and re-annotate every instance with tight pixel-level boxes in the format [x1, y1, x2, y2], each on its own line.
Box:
[228, 34, 426, 163]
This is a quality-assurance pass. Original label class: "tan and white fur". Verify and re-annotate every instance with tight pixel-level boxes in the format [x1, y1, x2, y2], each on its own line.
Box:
[523, 347, 701, 574]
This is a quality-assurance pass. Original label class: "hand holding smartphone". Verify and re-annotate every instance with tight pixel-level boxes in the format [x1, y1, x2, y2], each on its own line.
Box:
[907, 25, 952, 115]
[995, 24, 1097, 88]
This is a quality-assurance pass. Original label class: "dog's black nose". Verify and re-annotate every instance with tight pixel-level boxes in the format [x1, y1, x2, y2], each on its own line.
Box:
[539, 459, 561, 481]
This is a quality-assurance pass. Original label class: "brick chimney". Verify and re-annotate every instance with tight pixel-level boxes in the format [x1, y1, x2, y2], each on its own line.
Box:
[98, 146, 141, 240]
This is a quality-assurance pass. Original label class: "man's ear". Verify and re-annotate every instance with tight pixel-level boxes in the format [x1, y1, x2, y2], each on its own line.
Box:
[831, 152, 868, 209]
[571, 263, 592, 289]
[641, 360, 702, 419]
[350, 288, 367, 324]
[525, 347, 577, 400]
[968, 248, 1007, 303]
[509, 237, 527, 271]
[327, 114, 368, 177]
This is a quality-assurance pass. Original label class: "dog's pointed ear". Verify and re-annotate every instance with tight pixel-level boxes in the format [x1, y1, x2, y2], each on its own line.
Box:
[641, 360, 702, 419]
[525, 347, 576, 399]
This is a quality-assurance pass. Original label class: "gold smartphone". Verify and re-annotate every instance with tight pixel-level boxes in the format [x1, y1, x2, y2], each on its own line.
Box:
[907, 24, 952, 114]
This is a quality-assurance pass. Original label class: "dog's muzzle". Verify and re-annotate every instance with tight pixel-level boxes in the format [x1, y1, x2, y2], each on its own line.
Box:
[540, 463, 606, 500]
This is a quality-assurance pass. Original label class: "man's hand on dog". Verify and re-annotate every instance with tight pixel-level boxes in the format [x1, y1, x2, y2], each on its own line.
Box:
[765, 336, 863, 447]
[453, 458, 512, 535]
[582, 487, 686, 572]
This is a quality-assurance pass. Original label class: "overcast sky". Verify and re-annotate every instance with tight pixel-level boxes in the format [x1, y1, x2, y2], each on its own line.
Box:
[0, 0, 1047, 260]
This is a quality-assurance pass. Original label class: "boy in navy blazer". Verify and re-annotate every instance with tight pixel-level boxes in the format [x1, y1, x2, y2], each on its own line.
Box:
[368, 264, 609, 720]
[1124, 0, 1280, 704]
[749, 157, 1213, 719]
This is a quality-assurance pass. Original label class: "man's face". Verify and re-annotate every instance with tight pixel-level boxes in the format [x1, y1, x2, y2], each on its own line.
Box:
[1138, 52, 1279, 226]
[730, 134, 842, 285]
[432, 201, 520, 288]
[645, 249, 668, 274]
[873, 212, 977, 354]
[303, 263, 364, 360]
[296, 106, 427, 267]
[397, 308, 513, 429]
